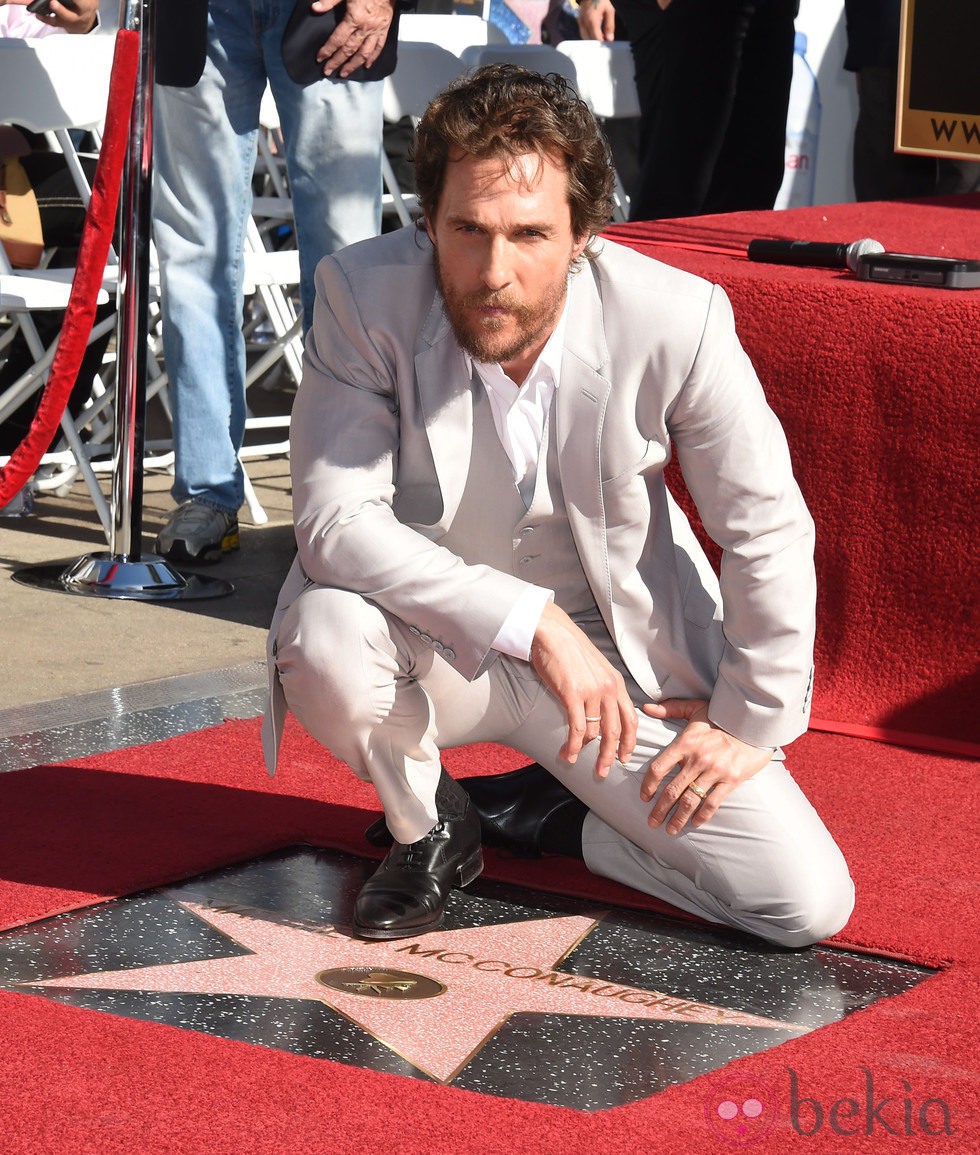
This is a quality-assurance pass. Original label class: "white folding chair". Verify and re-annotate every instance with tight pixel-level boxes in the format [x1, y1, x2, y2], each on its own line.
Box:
[398, 12, 506, 54]
[0, 34, 118, 530]
[382, 42, 464, 225]
[557, 39, 639, 220]
[458, 42, 579, 85]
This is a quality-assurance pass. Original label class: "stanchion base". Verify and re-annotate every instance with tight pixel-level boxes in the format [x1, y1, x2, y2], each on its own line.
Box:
[12, 552, 234, 600]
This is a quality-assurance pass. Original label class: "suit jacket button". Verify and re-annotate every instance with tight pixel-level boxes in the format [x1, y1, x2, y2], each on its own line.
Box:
[444, 648, 456, 660]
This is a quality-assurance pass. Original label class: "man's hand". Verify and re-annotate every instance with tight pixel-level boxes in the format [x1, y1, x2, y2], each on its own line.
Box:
[577, 0, 616, 42]
[577, 0, 670, 40]
[314, 0, 395, 78]
[530, 601, 637, 778]
[6, 0, 99, 34]
[640, 698, 772, 835]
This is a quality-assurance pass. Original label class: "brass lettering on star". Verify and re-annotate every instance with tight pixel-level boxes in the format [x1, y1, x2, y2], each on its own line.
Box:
[395, 944, 738, 1022]
[315, 967, 446, 1000]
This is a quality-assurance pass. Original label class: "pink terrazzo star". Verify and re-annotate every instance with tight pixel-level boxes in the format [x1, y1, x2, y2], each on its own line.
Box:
[25, 902, 804, 1082]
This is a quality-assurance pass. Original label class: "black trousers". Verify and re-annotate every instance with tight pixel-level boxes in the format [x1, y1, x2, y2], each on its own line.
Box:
[612, 0, 797, 221]
[852, 67, 980, 201]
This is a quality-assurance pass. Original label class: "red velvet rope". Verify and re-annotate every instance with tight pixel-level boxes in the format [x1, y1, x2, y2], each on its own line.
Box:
[0, 29, 140, 508]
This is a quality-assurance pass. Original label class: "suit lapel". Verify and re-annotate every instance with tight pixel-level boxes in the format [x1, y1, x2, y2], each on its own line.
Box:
[414, 296, 474, 532]
[556, 262, 611, 559]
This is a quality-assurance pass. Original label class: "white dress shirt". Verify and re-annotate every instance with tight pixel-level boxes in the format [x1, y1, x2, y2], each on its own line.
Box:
[469, 301, 570, 662]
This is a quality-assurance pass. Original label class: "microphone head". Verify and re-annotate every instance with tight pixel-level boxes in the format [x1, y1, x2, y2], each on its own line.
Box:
[845, 237, 885, 273]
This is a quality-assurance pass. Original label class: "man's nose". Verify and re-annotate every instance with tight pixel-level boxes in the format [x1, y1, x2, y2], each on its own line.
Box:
[480, 236, 513, 291]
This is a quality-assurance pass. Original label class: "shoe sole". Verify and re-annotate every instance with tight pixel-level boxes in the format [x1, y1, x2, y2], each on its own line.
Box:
[158, 527, 240, 566]
[351, 848, 484, 941]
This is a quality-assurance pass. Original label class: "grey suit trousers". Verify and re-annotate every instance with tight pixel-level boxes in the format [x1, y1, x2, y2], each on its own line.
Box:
[273, 584, 854, 949]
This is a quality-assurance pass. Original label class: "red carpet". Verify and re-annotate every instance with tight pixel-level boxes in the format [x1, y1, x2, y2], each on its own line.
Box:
[0, 717, 976, 1151]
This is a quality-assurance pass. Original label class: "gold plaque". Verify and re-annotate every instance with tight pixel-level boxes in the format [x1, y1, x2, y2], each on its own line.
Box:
[315, 967, 446, 1000]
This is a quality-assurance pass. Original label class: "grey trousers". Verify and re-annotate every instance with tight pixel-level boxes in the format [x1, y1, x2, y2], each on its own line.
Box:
[272, 585, 854, 949]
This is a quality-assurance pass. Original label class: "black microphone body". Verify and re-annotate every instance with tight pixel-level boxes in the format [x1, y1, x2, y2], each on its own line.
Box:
[747, 238, 884, 272]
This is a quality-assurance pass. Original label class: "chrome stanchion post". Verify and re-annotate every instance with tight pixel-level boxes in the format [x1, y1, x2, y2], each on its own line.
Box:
[110, 0, 154, 562]
[15, 0, 233, 600]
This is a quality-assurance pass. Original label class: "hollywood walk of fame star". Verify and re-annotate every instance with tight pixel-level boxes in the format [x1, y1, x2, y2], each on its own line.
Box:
[21, 900, 805, 1082]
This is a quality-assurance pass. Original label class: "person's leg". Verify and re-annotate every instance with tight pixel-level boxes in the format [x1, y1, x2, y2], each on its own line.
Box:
[153, 0, 264, 515]
[703, 0, 795, 214]
[852, 67, 938, 201]
[262, 15, 384, 328]
[275, 588, 852, 948]
[273, 584, 535, 843]
[509, 703, 854, 949]
[615, 0, 742, 220]
[499, 620, 854, 949]
[273, 582, 540, 937]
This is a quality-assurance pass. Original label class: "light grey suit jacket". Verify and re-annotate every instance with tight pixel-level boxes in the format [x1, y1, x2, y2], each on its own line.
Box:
[263, 226, 815, 769]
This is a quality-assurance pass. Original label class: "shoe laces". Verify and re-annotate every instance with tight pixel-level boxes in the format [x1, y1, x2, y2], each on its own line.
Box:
[173, 502, 231, 531]
[392, 822, 447, 869]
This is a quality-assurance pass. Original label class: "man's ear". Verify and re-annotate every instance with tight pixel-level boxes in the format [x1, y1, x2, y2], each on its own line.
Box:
[424, 215, 437, 247]
[571, 233, 590, 263]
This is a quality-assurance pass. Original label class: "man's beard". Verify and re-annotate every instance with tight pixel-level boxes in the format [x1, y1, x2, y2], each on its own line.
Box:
[434, 251, 568, 369]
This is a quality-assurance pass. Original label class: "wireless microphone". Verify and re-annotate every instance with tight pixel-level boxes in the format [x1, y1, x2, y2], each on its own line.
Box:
[746, 237, 885, 273]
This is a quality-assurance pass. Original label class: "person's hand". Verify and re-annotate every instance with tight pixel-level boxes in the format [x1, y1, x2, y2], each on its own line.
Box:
[6, 0, 99, 34]
[530, 601, 638, 777]
[314, 0, 395, 78]
[577, 0, 616, 42]
[640, 698, 772, 835]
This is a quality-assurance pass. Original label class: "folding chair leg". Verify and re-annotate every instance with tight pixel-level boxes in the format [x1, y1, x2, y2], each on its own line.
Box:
[57, 407, 112, 536]
[242, 465, 268, 526]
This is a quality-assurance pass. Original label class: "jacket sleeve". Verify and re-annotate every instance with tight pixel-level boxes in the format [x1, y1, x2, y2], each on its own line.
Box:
[668, 284, 816, 748]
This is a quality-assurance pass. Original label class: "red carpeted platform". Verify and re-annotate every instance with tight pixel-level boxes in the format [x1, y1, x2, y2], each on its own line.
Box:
[608, 196, 980, 753]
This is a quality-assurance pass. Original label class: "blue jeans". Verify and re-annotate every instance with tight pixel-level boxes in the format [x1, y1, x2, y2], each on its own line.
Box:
[153, 0, 383, 513]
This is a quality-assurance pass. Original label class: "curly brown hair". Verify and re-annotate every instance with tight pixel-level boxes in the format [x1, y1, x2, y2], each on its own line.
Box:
[413, 63, 615, 256]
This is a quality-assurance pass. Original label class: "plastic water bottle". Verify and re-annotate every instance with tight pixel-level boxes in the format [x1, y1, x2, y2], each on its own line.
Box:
[776, 31, 821, 209]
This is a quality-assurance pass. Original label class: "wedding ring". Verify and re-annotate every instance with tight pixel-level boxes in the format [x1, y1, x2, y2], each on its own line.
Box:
[686, 782, 708, 800]
[585, 716, 601, 723]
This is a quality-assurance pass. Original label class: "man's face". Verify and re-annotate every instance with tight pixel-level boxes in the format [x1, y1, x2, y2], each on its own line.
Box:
[425, 151, 589, 383]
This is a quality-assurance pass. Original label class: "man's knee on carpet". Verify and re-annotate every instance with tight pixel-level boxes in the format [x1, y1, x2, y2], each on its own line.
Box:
[759, 867, 856, 949]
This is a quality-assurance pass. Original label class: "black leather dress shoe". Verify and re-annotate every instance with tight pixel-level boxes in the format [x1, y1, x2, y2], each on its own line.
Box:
[459, 763, 586, 858]
[362, 764, 587, 859]
[353, 803, 483, 940]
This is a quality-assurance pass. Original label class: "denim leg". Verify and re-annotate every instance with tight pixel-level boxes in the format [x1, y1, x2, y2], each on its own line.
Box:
[154, 0, 384, 509]
[153, 0, 265, 513]
[262, 21, 383, 327]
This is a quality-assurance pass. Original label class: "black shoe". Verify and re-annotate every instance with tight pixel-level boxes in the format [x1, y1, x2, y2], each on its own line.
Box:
[459, 763, 587, 858]
[353, 801, 483, 940]
[365, 763, 588, 859]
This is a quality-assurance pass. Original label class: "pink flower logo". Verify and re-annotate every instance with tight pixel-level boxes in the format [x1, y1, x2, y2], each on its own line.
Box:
[704, 1076, 778, 1145]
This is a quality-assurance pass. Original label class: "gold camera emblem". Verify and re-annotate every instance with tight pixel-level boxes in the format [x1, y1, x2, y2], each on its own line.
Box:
[315, 967, 446, 1000]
